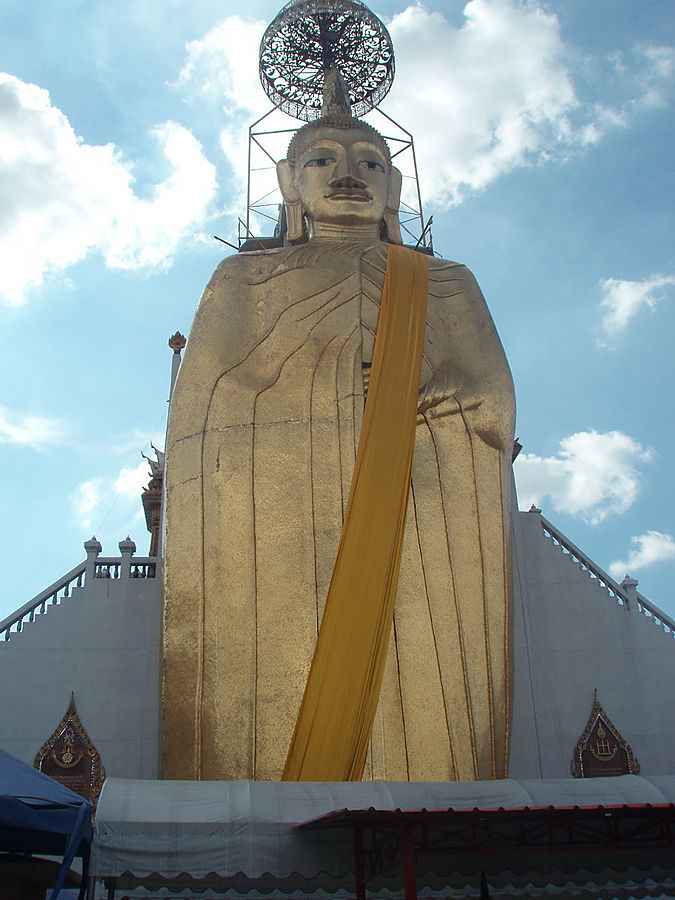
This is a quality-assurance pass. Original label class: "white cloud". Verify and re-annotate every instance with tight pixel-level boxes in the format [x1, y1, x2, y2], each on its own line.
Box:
[599, 275, 675, 338]
[0, 404, 65, 449]
[72, 458, 153, 529]
[514, 430, 653, 525]
[176, 14, 282, 228]
[72, 478, 104, 530]
[177, 16, 266, 115]
[0, 73, 218, 304]
[630, 43, 675, 109]
[385, 0, 579, 204]
[102, 122, 219, 269]
[383, 1, 675, 206]
[115, 460, 151, 499]
[609, 531, 675, 580]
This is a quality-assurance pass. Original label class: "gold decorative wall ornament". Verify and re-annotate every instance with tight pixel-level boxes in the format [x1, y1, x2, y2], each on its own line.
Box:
[34, 694, 105, 808]
[571, 690, 639, 778]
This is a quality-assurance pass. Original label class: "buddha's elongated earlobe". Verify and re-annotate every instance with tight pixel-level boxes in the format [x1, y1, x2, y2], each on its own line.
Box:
[277, 160, 305, 243]
[285, 202, 305, 242]
[383, 166, 403, 245]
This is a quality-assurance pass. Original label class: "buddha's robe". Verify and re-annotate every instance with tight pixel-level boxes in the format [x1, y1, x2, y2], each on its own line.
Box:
[162, 240, 516, 782]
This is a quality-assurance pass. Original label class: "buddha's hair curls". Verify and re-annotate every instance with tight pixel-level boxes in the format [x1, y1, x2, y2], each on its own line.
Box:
[286, 114, 392, 166]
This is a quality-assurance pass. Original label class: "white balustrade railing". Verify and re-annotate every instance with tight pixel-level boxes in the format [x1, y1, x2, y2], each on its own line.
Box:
[93, 559, 157, 579]
[533, 510, 674, 637]
[0, 563, 86, 642]
[1, 537, 159, 642]
[634, 594, 675, 634]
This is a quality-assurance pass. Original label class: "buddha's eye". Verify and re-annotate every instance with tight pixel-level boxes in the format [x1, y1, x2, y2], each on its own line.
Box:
[360, 160, 385, 172]
[305, 157, 335, 167]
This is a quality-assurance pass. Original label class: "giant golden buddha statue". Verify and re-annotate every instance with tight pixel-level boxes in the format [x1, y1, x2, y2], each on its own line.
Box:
[161, 77, 515, 783]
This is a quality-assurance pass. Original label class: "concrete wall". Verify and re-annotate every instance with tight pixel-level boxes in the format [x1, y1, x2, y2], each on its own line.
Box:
[509, 509, 675, 779]
[0, 558, 161, 778]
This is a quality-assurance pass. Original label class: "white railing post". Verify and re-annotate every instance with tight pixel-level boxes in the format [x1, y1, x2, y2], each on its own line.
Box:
[84, 537, 102, 583]
[619, 575, 638, 611]
[119, 537, 136, 579]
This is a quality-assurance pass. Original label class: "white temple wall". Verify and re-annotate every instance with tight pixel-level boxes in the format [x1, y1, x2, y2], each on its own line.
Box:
[509, 509, 675, 779]
[0, 557, 161, 779]
[1, 510, 673, 784]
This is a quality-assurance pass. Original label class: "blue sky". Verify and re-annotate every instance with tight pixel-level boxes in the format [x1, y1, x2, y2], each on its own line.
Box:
[1, 0, 674, 624]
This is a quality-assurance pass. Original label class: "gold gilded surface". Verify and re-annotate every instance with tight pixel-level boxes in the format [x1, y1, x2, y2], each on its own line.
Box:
[161, 120, 515, 782]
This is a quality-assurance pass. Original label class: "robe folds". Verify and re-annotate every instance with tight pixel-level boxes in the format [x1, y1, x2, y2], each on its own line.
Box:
[162, 240, 516, 783]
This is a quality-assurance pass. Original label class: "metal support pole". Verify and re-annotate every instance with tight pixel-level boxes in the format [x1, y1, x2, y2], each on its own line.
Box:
[245, 108, 279, 241]
[353, 824, 366, 900]
[246, 124, 253, 239]
[373, 107, 427, 249]
[408, 139, 426, 249]
[401, 821, 418, 900]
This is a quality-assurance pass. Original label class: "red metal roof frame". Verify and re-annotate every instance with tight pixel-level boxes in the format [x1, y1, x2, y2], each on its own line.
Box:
[296, 803, 675, 900]
[297, 800, 675, 826]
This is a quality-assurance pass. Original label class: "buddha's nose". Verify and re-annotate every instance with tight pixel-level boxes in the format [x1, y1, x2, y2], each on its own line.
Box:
[329, 156, 366, 188]
[329, 171, 367, 189]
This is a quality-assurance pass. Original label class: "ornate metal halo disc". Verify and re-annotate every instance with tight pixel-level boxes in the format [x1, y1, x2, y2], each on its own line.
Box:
[259, 0, 395, 121]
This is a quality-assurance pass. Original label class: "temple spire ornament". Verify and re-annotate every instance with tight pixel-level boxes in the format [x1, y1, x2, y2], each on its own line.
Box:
[259, 0, 395, 121]
[321, 66, 352, 117]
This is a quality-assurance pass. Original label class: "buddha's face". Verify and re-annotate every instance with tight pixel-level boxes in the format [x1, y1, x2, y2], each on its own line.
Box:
[289, 125, 391, 227]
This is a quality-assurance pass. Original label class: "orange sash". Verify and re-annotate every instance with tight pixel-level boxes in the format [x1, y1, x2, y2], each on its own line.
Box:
[283, 244, 430, 781]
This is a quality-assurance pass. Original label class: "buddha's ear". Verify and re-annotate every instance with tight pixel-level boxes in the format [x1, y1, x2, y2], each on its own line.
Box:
[277, 160, 300, 203]
[277, 160, 305, 242]
[384, 165, 403, 245]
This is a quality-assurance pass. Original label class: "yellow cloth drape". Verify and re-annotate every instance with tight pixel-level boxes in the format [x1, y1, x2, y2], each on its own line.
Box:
[283, 244, 430, 781]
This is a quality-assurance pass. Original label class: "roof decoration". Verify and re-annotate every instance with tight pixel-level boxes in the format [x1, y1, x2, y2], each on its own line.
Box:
[571, 690, 640, 778]
[34, 693, 106, 810]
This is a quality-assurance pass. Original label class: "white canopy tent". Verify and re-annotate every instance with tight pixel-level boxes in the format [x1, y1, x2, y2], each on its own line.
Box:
[90, 775, 675, 897]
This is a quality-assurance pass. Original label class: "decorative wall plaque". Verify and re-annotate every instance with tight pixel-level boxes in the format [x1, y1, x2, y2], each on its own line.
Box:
[34, 694, 105, 808]
[571, 690, 639, 778]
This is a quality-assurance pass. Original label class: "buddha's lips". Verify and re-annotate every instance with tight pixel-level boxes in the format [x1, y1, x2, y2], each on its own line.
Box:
[324, 189, 371, 201]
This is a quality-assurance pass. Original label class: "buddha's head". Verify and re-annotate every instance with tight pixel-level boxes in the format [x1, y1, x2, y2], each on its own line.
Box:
[276, 72, 402, 243]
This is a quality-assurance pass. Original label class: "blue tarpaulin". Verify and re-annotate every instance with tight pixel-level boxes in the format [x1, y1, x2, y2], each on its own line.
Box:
[0, 747, 92, 900]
